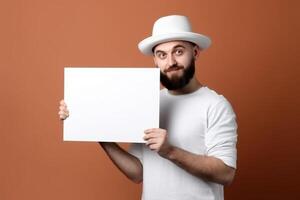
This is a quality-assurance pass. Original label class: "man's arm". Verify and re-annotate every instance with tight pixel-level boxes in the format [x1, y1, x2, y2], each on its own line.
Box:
[144, 128, 235, 186]
[164, 145, 235, 185]
[58, 100, 143, 184]
[99, 142, 143, 184]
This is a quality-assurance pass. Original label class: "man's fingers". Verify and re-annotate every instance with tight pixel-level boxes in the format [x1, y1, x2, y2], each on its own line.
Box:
[59, 105, 67, 109]
[59, 100, 68, 109]
[59, 113, 66, 119]
[59, 105, 69, 112]
[148, 144, 159, 151]
[145, 138, 157, 145]
[144, 128, 161, 134]
[58, 110, 68, 114]
[143, 134, 151, 140]
[59, 114, 68, 120]
[143, 132, 161, 140]
[58, 100, 69, 120]
[58, 110, 69, 119]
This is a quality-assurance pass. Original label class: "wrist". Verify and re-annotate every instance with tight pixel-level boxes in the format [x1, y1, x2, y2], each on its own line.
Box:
[161, 145, 176, 159]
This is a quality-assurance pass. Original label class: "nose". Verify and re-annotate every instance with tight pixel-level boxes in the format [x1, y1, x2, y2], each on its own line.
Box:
[167, 54, 177, 67]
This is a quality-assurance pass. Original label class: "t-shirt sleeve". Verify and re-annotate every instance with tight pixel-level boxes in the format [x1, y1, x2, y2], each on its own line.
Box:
[128, 143, 143, 164]
[205, 98, 238, 169]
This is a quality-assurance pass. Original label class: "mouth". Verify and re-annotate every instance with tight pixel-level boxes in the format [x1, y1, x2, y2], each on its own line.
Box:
[166, 66, 184, 73]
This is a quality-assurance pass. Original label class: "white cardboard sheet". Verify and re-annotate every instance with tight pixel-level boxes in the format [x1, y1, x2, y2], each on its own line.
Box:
[63, 67, 160, 143]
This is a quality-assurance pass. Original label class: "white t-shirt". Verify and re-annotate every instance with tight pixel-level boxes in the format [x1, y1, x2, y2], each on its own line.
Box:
[129, 86, 238, 200]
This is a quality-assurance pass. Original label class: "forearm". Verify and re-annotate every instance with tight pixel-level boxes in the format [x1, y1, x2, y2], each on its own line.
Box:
[164, 146, 235, 186]
[99, 142, 143, 183]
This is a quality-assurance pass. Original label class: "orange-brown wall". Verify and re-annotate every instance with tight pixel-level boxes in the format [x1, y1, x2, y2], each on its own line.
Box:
[1, 0, 299, 199]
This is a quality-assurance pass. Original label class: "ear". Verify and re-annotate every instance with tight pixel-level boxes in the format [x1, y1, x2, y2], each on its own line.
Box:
[193, 46, 200, 60]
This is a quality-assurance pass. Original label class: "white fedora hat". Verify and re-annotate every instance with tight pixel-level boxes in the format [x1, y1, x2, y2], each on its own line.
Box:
[138, 15, 211, 55]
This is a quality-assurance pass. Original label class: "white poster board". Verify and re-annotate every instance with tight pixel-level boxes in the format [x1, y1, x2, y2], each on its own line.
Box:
[63, 67, 160, 143]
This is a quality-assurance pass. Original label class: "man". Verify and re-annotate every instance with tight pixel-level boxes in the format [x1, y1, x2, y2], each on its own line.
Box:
[59, 15, 238, 200]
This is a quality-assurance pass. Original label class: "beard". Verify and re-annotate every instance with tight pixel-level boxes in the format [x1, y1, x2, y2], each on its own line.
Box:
[159, 58, 195, 90]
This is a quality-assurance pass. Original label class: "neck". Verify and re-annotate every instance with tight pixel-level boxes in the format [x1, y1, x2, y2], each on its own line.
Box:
[168, 77, 202, 95]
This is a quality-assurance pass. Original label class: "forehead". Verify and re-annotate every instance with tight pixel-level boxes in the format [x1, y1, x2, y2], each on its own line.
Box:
[154, 40, 192, 52]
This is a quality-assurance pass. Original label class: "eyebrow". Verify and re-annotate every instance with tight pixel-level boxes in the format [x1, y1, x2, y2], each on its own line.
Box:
[154, 45, 186, 55]
[172, 44, 186, 49]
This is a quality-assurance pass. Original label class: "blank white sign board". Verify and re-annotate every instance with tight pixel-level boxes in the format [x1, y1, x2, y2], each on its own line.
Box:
[64, 67, 160, 143]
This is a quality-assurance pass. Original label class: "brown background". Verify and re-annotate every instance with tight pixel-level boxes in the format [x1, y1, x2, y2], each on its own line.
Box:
[1, 0, 299, 199]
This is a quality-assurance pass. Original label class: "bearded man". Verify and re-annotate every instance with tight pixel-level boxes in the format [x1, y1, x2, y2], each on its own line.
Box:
[59, 15, 238, 200]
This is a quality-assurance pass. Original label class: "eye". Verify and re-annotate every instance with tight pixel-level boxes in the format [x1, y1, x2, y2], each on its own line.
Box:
[157, 52, 166, 59]
[175, 49, 183, 55]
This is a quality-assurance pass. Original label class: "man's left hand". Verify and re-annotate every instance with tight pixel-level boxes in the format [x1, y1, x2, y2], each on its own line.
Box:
[143, 128, 173, 157]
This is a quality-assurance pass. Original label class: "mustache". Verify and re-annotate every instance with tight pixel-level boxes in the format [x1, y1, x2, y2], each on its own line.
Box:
[164, 65, 184, 73]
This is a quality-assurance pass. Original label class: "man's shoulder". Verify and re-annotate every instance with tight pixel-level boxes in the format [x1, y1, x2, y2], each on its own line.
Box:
[198, 87, 236, 115]
[203, 87, 236, 116]
[198, 86, 226, 103]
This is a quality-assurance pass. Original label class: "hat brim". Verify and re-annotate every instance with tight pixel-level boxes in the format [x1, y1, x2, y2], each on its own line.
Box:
[138, 32, 211, 55]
